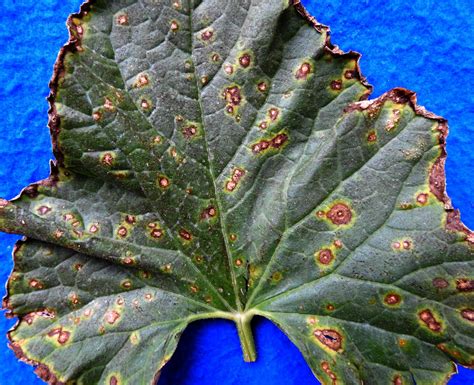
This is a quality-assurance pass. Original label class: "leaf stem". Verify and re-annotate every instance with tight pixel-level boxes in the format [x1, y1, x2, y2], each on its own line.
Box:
[235, 312, 257, 362]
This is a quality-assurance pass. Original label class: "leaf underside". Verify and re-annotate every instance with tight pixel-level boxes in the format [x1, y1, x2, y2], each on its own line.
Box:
[1, 1, 473, 384]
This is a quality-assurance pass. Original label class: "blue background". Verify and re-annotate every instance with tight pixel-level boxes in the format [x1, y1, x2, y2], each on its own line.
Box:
[0, 1, 473, 384]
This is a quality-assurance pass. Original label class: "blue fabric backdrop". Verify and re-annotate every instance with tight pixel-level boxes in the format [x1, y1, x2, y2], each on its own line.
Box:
[0, 1, 473, 384]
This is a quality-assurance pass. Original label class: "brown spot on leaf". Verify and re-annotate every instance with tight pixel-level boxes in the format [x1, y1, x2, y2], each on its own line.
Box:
[321, 361, 337, 383]
[89, 224, 99, 233]
[296, 62, 312, 80]
[212, 53, 220, 62]
[314, 329, 342, 351]
[0, 199, 9, 209]
[70, 293, 80, 305]
[37, 206, 51, 215]
[123, 257, 134, 265]
[384, 293, 401, 305]
[252, 140, 270, 154]
[182, 125, 198, 139]
[419, 309, 442, 332]
[257, 82, 268, 92]
[367, 131, 377, 143]
[201, 29, 213, 41]
[317, 249, 334, 265]
[333, 239, 343, 248]
[190, 284, 199, 293]
[159, 176, 170, 189]
[29, 279, 43, 289]
[104, 310, 120, 325]
[150, 228, 163, 239]
[230, 234, 237, 241]
[226, 168, 245, 191]
[145, 293, 153, 301]
[140, 99, 151, 110]
[259, 121, 268, 130]
[73, 263, 83, 271]
[125, 215, 136, 224]
[226, 181, 237, 192]
[461, 309, 474, 322]
[224, 64, 234, 75]
[117, 226, 128, 238]
[402, 240, 411, 250]
[393, 375, 403, 385]
[102, 153, 114, 166]
[110, 376, 119, 385]
[224, 86, 242, 106]
[179, 228, 192, 241]
[117, 14, 129, 26]
[456, 278, 474, 292]
[63, 213, 74, 221]
[104, 98, 114, 112]
[416, 193, 428, 205]
[170, 20, 179, 32]
[140, 271, 151, 280]
[92, 111, 102, 122]
[432, 277, 449, 289]
[121, 280, 132, 289]
[239, 53, 251, 68]
[24, 310, 54, 325]
[137, 74, 149, 87]
[252, 133, 288, 154]
[327, 203, 352, 225]
[385, 109, 401, 131]
[461, 309, 474, 321]
[271, 133, 288, 148]
[326, 304, 335, 311]
[169, 147, 179, 159]
[268, 108, 279, 121]
[344, 70, 355, 79]
[201, 205, 217, 220]
[47, 327, 71, 345]
[330, 79, 342, 91]
[235, 258, 243, 267]
[53, 229, 64, 239]
[316, 210, 325, 218]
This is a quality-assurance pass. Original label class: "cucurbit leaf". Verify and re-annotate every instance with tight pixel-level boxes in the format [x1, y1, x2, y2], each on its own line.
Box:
[1, 0, 473, 384]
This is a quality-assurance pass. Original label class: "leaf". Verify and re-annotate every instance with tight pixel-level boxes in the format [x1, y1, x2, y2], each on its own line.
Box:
[1, 0, 473, 384]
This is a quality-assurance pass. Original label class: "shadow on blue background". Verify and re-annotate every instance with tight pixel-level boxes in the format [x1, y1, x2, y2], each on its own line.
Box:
[0, 1, 473, 384]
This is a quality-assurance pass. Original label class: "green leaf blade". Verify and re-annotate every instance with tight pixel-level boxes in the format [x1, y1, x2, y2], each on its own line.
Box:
[1, 1, 473, 384]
